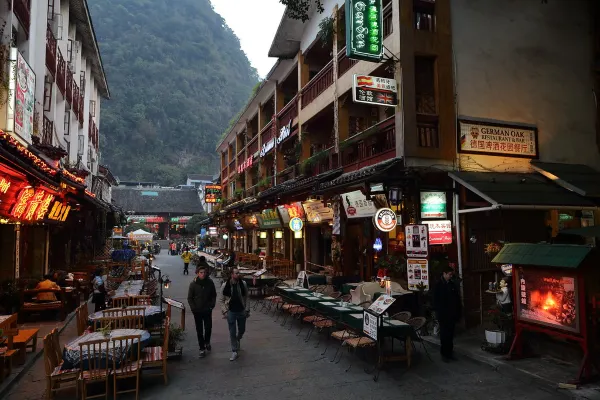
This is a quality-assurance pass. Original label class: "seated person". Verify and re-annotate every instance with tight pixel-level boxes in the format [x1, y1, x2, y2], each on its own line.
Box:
[35, 274, 60, 302]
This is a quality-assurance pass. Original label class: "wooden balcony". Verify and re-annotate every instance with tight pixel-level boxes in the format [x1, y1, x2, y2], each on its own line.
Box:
[260, 118, 275, 144]
[247, 135, 259, 155]
[338, 48, 358, 78]
[313, 149, 339, 176]
[277, 95, 298, 124]
[66, 67, 73, 105]
[42, 116, 53, 145]
[13, 0, 31, 38]
[46, 24, 57, 77]
[301, 60, 333, 109]
[228, 160, 235, 176]
[221, 167, 228, 180]
[56, 50, 66, 96]
[341, 117, 396, 172]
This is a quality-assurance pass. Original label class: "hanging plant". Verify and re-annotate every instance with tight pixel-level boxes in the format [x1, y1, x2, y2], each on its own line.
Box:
[317, 16, 335, 48]
[484, 242, 503, 255]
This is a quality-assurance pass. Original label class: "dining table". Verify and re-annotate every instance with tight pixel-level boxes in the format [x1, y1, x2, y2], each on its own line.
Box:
[88, 305, 165, 327]
[112, 280, 144, 298]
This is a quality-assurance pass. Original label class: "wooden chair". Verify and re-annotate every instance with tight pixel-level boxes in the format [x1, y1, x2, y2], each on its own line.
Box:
[76, 305, 88, 336]
[129, 295, 152, 306]
[113, 315, 144, 330]
[142, 316, 169, 385]
[111, 296, 129, 308]
[93, 317, 115, 332]
[112, 335, 142, 400]
[50, 329, 63, 368]
[103, 306, 146, 318]
[43, 331, 78, 399]
[78, 338, 110, 400]
[0, 329, 19, 383]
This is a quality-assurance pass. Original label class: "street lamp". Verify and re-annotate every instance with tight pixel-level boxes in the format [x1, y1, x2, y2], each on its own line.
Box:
[151, 266, 171, 324]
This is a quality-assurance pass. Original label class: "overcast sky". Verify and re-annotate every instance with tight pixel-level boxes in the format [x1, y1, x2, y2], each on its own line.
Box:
[211, 0, 286, 78]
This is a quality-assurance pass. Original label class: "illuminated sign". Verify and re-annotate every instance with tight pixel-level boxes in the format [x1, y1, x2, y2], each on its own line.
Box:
[289, 217, 303, 232]
[0, 177, 11, 193]
[345, 0, 384, 62]
[276, 120, 292, 145]
[259, 138, 275, 157]
[205, 185, 222, 203]
[11, 187, 55, 221]
[352, 75, 398, 107]
[237, 156, 253, 174]
[0, 131, 57, 176]
[48, 201, 71, 221]
[373, 208, 397, 232]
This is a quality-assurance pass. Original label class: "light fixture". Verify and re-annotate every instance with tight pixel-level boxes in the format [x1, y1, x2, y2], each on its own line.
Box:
[222, 233, 229, 240]
[274, 231, 283, 239]
[388, 187, 401, 206]
[294, 231, 302, 239]
[260, 231, 267, 239]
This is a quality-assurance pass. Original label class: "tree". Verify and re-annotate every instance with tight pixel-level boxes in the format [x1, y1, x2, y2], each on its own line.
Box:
[186, 213, 208, 235]
[123, 222, 147, 235]
[280, 0, 324, 22]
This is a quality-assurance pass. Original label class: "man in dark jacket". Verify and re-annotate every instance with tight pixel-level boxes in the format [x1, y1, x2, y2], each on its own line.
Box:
[187, 265, 217, 358]
[434, 266, 462, 361]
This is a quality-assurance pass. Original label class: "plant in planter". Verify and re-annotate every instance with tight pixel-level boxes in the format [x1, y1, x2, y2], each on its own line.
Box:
[253, 248, 262, 256]
[233, 188, 244, 200]
[168, 322, 186, 353]
[484, 241, 504, 256]
[484, 304, 513, 350]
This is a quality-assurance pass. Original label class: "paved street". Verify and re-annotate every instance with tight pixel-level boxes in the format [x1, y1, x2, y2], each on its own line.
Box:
[6, 252, 569, 399]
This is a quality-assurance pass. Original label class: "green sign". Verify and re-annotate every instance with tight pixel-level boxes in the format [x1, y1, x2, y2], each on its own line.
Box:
[345, 0, 384, 62]
[420, 191, 447, 219]
[258, 209, 281, 228]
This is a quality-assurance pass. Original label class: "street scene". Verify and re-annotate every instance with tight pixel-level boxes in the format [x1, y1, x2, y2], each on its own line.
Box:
[0, 0, 600, 399]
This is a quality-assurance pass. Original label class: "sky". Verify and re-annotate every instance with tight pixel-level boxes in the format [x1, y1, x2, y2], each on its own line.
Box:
[211, 0, 286, 78]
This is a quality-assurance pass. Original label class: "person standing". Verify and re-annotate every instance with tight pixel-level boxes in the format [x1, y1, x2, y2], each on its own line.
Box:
[220, 268, 249, 361]
[92, 268, 107, 312]
[434, 266, 462, 362]
[187, 265, 217, 358]
[181, 247, 192, 275]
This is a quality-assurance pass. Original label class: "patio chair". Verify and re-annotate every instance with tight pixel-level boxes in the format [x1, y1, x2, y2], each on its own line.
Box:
[129, 295, 152, 306]
[343, 335, 376, 372]
[112, 334, 142, 400]
[391, 311, 412, 322]
[44, 331, 78, 399]
[142, 316, 170, 385]
[330, 329, 359, 363]
[112, 297, 129, 308]
[113, 315, 144, 330]
[78, 338, 111, 400]
[406, 317, 431, 360]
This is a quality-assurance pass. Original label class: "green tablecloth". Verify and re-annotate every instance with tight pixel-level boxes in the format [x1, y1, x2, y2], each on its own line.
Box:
[243, 277, 279, 288]
[340, 312, 416, 339]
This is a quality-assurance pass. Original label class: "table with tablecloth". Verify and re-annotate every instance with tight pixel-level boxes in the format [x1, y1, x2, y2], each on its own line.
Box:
[112, 281, 144, 298]
[61, 328, 151, 370]
[88, 305, 164, 327]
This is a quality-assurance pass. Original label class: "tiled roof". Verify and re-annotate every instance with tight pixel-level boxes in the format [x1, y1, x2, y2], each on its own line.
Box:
[112, 187, 204, 214]
[492, 243, 592, 269]
[318, 158, 401, 191]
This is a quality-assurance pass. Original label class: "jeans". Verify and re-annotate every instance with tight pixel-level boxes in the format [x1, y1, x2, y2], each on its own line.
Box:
[439, 321, 455, 358]
[192, 310, 213, 350]
[227, 311, 246, 352]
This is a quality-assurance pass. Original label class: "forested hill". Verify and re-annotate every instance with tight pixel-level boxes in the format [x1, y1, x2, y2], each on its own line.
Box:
[89, 0, 259, 185]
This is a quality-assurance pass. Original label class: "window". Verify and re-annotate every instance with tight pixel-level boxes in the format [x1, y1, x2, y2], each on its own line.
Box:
[77, 134, 84, 155]
[89, 100, 96, 117]
[415, 56, 438, 148]
[43, 75, 53, 112]
[64, 111, 70, 135]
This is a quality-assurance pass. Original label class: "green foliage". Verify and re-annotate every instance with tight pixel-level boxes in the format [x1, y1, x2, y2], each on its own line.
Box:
[186, 213, 208, 234]
[281, 0, 324, 22]
[88, 0, 259, 186]
[317, 16, 334, 47]
[123, 222, 147, 234]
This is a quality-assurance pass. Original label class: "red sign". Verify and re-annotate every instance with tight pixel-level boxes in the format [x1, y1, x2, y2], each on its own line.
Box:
[237, 156, 253, 174]
[11, 187, 55, 221]
[347, 206, 356, 216]
[423, 220, 452, 245]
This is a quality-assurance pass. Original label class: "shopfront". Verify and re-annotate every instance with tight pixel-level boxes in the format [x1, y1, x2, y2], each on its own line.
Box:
[302, 200, 334, 272]
[277, 202, 305, 260]
[256, 208, 282, 257]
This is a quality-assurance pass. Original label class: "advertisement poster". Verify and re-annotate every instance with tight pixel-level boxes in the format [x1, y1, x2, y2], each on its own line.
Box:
[368, 294, 396, 315]
[405, 224, 428, 258]
[407, 259, 429, 291]
[14, 51, 35, 142]
[422, 220, 452, 245]
[363, 311, 378, 340]
[458, 120, 538, 158]
[518, 269, 579, 333]
[420, 191, 447, 219]
[277, 202, 305, 224]
[302, 201, 334, 223]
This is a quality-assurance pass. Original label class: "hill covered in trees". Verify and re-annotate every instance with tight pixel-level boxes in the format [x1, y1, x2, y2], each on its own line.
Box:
[89, 0, 259, 185]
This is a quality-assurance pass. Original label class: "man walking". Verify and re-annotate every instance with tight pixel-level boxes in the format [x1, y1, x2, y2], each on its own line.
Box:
[434, 266, 462, 362]
[220, 267, 249, 361]
[187, 265, 217, 358]
[181, 247, 192, 275]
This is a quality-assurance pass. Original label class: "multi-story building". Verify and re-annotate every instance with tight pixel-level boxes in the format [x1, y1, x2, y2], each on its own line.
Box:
[0, 0, 116, 280]
[213, 0, 600, 328]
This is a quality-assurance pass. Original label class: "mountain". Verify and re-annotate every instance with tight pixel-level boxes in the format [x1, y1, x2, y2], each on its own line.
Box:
[88, 0, 259, 185]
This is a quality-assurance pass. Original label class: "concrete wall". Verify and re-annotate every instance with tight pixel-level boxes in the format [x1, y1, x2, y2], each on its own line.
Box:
[452, 0, 599, 172]
[299, 0, 344, 52]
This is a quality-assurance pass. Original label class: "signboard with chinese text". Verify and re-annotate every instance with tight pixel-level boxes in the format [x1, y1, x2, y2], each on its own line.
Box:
[302, 201, 334, 223]
[237, 156, 253, 174]
[345, 0, 384, 62]
[420, 191, 447, 219]
[289, 217, 303, 232]
[258, 208, 281, 228]
[405, 224, 428, 258]
[422, 220, 452, 245]
[407, 259, 429, 291]
[341, 190, 377, 218]
[205, 185, 222, 203]
[458, 120, 538, 158]
[277, 202, 305, 224]
[352, 75, 398, 107]
[7, 49, 35, 142]
[47, 201, 71, 222]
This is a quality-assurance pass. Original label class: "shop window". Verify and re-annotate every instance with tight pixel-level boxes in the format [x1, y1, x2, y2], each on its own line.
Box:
[415, 56, 439, 148]
[0, 225, 16, 283]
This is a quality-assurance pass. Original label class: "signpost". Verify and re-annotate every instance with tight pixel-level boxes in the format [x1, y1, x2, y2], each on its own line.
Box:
[345, 0, 384, 62]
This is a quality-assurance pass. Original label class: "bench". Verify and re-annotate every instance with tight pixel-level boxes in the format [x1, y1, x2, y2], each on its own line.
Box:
[0, 329, 20, 381]
[12, 328, 38, 365]
[19, 288, 67, 323]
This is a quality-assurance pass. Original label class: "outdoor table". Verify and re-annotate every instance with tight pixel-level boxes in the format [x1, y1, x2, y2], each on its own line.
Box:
[61, 328, 151, 370]
[112, 281, 144, 297]
[88, 305, 165, 327]
[243, 276, 279, 288]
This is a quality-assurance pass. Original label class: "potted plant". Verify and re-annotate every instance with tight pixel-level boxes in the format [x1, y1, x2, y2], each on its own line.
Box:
[376, 254, 407, 279]
[484, 304, 513, 347]
[168, 322, 185, 353]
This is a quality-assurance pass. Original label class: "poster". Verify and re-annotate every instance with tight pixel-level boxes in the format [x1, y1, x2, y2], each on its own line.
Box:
[363, 310, 378, 340]
[405, 224, 428, 258]
[422, 220, 452, 245]
[407, 259, 429, 291]
[368, 294, 396, 315]
[517, 269, 579, 333]
[341, 190, 377, 218]
[14, 51, 35, 142]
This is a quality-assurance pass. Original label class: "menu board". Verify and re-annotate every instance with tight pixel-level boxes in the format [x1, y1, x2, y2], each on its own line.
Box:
[302, 201, 334, 223]
[368, 294, 396, 315]
[407, 259, 429, 291]
[405, 224, 428, 258]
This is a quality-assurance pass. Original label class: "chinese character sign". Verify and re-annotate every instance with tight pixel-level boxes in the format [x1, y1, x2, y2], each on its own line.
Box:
[346, 0, 384, 62]
[204, 185, 222, 203]
[459, 120, 538, 158]
[352, 75, 398, 107]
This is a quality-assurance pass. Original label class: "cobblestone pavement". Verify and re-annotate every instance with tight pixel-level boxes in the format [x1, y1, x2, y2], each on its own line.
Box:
[6, 252, 569, 399]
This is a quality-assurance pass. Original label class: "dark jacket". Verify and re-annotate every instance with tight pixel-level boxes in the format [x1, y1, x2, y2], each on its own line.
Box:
[433, 276, 462, 324]
[187, 277, 217, 313]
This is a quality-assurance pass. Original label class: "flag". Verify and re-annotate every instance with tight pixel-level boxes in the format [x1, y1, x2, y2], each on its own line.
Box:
[356, 75, 373, 87]
[376, 93, 394, 104]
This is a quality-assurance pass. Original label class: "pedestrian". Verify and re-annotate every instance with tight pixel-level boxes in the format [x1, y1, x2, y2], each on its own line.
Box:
[92, 268, 107, 312]
[187, 265, 217, 358]
[220, 267, 249, 361]
[176, 242, 181, 255]
[434, 266, 462, 362]
[181, 247, 192, 275]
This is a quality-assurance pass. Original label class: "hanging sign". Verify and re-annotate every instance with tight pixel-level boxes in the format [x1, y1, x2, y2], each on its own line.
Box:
[259, 138, 275, 157]
[405, 224, 428, 258]
[277, 202, 305, 224]
[345, 0, 384, 62]
[407, 259, 429, 291]
[352, 75, 398, 107]
[208, 226, 218, 236]
[420, 191, 447, 219]
[422, 220, 452, 245]
[342, 190, 377, 218]
[276, 120, 292, 145]
[9, 50, 36, 142]
[373, 208, 397, 232]
[289, 217, 303, 232]
[205, 185, 222, 203]
[302, 201, 334, 223]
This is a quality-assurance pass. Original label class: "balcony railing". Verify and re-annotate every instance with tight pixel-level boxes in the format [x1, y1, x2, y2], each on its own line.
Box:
[417, 114, 439, 148]
[56, 50, 66, 96]
[46, 25, 57, 77]
[338, 48, 358, 78]
[383, 3, 393, 37]
[13, 0, 31, 38]
[277, 95, 298, 125]
[260, 118, 275, 144]
[221, 167, 228, 180]
[341, 117, 396, 171]
[247, 135, 259, 155]
[66, 67, 73, 105]
[301, 60, 334, 109]
[228, 160, 235, 176]
[42, 116, 53, 145]
[313, 149, 339, 176]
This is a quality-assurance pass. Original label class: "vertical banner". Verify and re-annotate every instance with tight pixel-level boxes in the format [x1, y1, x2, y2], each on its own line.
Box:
[332, 198, 341, 235]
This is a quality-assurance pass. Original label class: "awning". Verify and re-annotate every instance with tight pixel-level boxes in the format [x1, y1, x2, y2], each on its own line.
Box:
[449, 171, 597, 213]
[560, 226, 600, 238]
[491, 243, 592, 269]
[531, 161, 600, 197]
[318, 157, 402, 193]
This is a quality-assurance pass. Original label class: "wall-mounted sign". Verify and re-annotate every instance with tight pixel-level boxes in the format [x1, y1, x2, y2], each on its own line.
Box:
[352, 75, 397, 107]
[277, 120, 292, 145]
[237, 156, 253, 174]
[420, 191, 447, 219]
[407, 259, 429, 291]
[208, 226, 218, 236]
[422, 220, 452, 245]
[47, 201, 71, 222]
[259, 138, 275, 157]
[345, 0, 384, 62]
[233, 219, 243, 230]
[205, 185, 222, 203]
[258, 208, 281, 228]
[289, 217, 303, 232]
[405, 224, 428, 258]
[302, 201, 334, 223]
[458, 119, 538, 158]
[373, 208, 397, 232]
[8, 49, 36, 142]
[342, 190, 377, 218]
[277, 202, 305, 224]
[11, 187, 54, 221]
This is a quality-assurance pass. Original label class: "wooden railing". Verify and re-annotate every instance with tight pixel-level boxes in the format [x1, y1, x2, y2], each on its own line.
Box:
[277, 95, 298, 124]
[42, 116, 53, 145]
[13, 0, 31, 38]
[338, 48, 358, 78]
[66, 67, 73, 105]
[247, 135, 259, 155]
[260, 118, 275, 144]
[46, 24, 57, 77]
[417, 115, 439, 148]
[301, 60, 334, 109]
[221, 167, 228, 180]
[313, 149, 339, 175]
[56, 49, 66, 96]
[341, 117, 396, 171]
[228, 160, 235, 176]
[383, 3, 393, 37]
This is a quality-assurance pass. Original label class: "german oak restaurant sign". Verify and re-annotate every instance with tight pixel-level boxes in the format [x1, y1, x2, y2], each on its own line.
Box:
[458, 120, 538, 158]
[352, 75, 398, 107]
[345, 0, 384, 62]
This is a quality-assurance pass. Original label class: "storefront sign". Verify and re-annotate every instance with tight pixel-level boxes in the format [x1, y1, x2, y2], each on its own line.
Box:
[373, 208, 397, 232]
[363, 311, 378, 340]
[170, 216, 191, 223]
[420, 191, 447, 219]
[405, 224, 428, 258]
[0, 177, 11, 194]
[205, 185, 222, 203]
[407, 259, 429, 291]
[458, 120, 538, 158]
[422, 220, 452, 245]
[47, 201, 71, 222]
[277, 202, 305, 224]
[341, 190, 377, 218]
[237, 156, 253, 174]
[289, 217, 303, 232]
[208, 226, 218, 236]
[345, 0, 384, 62]
[276, 120, 292, 145]
[302, 201, 334, 223]
[258, 208, 281, 228]
[7, 50, 35, 142]
[11, 187, 55, 221]
[259, 138, 275, 157]
[233, 219, 243, 230]
[352, 75, 397, 107]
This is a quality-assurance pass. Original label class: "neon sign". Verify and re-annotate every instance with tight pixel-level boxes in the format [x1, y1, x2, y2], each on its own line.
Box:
[48, 202, 71, 222]
[11, 188, 56, 221]
[0, 177, 11, 193]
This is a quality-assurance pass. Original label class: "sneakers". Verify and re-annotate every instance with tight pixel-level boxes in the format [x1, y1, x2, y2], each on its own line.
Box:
[206, 344, 211, 352]
[229, 351, 238, 361]
[198, 350, 206, 358]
